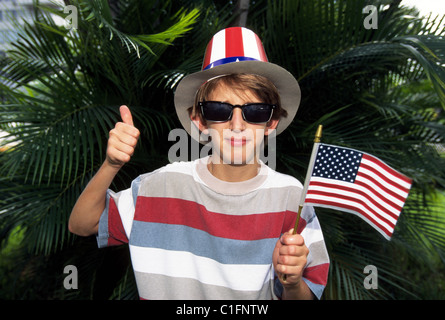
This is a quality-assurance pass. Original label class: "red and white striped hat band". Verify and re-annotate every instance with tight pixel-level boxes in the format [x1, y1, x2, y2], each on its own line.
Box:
[202, 27, 268, 71]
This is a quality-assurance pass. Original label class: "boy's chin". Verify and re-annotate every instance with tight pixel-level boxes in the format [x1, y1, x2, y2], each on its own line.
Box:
[212, 153, 258, 166]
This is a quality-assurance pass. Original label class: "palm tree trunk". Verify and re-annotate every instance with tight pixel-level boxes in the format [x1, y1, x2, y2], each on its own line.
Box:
[230, 0, 250, 27]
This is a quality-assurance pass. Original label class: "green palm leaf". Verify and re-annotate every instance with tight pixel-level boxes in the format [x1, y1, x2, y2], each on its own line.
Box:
[1, 0, 444, 299]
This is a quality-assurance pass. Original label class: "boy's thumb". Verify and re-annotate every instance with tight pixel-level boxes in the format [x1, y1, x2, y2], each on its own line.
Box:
[120, 105, 134, 126]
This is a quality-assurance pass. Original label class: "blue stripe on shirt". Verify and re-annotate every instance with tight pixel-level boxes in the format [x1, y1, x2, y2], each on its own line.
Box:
[129, 220, 277, 265]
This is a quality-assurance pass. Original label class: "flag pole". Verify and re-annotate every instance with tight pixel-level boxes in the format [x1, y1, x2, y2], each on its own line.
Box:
[282, 125, 322, 283]
[291, 124, 323, 235]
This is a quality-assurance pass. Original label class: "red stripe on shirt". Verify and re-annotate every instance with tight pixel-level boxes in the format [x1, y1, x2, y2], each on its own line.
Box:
[304, 263, 329, 286]
[133, 197, 301, 241]
[108, 197, 128, 246]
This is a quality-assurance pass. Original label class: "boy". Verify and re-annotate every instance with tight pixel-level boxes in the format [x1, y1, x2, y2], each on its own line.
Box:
[69, 27, 329, 300]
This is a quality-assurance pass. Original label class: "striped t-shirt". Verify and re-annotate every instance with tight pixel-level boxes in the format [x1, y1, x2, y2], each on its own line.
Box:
[97, 156, 329, 299]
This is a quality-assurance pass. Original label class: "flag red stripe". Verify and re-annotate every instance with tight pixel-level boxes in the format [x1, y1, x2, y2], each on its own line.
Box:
[307, 180, 400, 219]
[360, 162, 406, 193]
[356, 171, 407, 204]
[360, 161, 411, 194]
[306, 189, 397, 227]
[351, 179, 403, 213]
[304, 198, 393, 238]
[225, 27, 244, 58]
[362, 154, 412, 185]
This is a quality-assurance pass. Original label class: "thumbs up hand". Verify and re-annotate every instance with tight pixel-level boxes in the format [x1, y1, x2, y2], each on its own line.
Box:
[106, 105, 140, 169]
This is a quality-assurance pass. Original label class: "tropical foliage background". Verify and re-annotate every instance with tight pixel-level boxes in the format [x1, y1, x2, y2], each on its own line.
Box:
[0, 0, 444, 299]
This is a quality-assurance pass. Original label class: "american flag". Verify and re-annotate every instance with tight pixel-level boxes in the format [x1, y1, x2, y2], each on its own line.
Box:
[305, 144, 412, 239]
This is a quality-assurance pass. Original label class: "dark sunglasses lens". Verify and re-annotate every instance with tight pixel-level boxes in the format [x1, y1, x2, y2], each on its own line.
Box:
[243, 104, 273, 123]
[201, 102, 232, 121]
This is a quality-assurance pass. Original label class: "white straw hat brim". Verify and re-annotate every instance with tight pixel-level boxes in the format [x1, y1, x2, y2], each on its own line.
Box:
[174, 60, 301, 141]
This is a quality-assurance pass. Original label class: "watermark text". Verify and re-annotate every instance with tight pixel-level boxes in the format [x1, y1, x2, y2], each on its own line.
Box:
[168, 124, 276, 170]
[363, 265, 378, 289]
[63, 265, 78, 290]
[63, 5, 78, 30]
[363, 5, 378, 30]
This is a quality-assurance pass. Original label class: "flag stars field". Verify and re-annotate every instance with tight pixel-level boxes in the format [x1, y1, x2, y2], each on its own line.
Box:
[312, 145, 363, 183]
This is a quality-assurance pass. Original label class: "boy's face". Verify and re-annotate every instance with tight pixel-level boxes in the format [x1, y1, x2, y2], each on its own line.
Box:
[195, 82, 279, 166]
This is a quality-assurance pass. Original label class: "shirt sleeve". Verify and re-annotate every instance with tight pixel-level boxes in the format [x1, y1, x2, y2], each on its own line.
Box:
[274, 205, 330, 300]
[299, 206, 330, 299]
[96, 176, 141, 248]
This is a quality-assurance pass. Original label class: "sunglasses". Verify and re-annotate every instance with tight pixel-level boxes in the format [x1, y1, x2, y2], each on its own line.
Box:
[198, 101, 276, 124]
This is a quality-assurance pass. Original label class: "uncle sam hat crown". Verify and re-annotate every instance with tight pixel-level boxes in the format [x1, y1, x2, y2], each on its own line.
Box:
[174, 27, 301, 138]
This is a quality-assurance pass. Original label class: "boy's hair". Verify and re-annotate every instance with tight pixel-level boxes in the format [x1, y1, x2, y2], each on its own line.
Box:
[188, 73, 287, 125]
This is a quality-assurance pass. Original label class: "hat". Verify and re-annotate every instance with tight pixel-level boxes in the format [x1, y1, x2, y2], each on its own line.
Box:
[174, 27, 301, 139]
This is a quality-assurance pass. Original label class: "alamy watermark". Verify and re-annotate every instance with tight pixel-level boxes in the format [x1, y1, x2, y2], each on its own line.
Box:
[363, 265, 378, 290]
[62, 4, 378, 31]
[63, 5, 78, 30]
[63, 265, 78, 290]
[363, 5, 378, 30]
[63, 263, 379, 291]
[168, 124, 277, 170]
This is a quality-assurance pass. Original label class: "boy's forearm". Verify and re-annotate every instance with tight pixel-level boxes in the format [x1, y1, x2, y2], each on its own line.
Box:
[68, 161, 120, 236]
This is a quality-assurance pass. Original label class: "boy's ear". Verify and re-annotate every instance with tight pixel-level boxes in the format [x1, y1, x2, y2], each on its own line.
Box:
[190, 114, 209, 135]
[265, 119, 279, 136]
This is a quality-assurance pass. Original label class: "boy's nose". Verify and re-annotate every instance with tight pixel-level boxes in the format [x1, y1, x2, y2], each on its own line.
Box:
[230, 108, 246, 131]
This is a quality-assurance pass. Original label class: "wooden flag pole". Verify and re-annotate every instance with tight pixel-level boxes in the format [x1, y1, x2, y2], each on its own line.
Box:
[282, 124, 322, 282]
[291, 124, 323, 235]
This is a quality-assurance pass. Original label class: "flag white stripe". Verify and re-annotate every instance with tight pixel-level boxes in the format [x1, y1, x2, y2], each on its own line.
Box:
[358, 166, 410, 199]
[305, 194, 395, 233]
[307, 183, 399, 224]
[354, 174, 406, 208]
[309, 176, 404, 210]
[361, 158, 412, 190]
[304, 202, 392, 240]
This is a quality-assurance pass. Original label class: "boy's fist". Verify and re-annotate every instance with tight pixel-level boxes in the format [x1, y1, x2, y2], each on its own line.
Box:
[106, 105, 140, 169]
[273, 229, 309, 287]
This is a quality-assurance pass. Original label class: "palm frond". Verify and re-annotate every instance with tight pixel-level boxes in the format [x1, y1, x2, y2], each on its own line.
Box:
[249, 0, 445, 300]
[1, 0, 444, 300]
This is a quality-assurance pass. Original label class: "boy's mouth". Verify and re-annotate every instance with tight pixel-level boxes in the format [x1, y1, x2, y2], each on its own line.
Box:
[226, 137, 248, 147]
